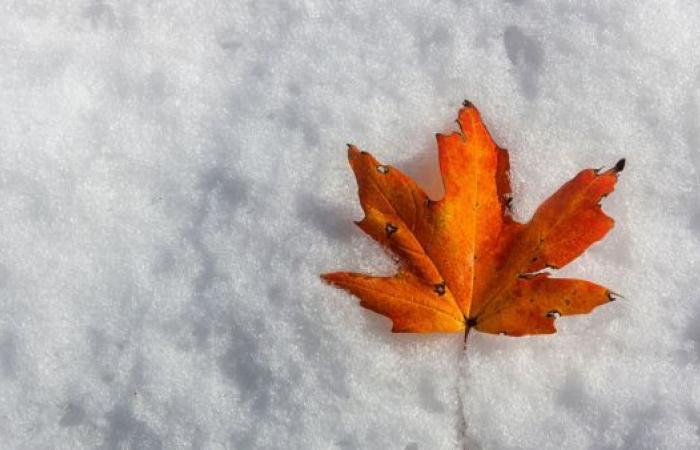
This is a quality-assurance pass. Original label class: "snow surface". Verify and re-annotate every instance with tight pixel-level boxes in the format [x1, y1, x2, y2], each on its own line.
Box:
[1, 1, 700, 449]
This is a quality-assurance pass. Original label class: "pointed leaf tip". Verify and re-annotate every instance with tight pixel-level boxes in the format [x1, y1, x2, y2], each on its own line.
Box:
[347, 144, 360, 160]
[613, 158, 626, 173]
[462, 99, 474, 108]
[607, 291, 624, 301]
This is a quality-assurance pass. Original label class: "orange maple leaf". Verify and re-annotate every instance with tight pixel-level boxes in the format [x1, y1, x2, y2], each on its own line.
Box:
[321, 101, 624, 339]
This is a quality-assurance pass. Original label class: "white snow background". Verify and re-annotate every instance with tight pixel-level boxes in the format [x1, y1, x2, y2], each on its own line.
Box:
[1, 1, 700, 449]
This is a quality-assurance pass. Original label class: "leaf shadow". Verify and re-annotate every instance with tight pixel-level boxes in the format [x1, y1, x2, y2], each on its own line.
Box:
[296, 192, 357, 242]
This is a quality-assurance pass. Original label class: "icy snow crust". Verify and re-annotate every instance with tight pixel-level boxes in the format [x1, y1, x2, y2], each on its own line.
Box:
[1, 1, 700, 449]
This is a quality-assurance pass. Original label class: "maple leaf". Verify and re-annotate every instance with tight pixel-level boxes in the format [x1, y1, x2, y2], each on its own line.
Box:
[321, 101, 624, 338]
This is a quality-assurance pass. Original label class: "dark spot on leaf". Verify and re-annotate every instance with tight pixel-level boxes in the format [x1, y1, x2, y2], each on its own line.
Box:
[433, 282, 446, 296]
[385, 223, 398, 237]
[376, 165, 389, 174]
[462, 99, 473, 108]
[505, 194, 513, 209]
[546, 310, 561, 319]
[467, 317, 477, 327]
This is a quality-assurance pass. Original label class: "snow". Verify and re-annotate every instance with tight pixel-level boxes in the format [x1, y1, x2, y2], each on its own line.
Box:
[1, 1, 699, 449]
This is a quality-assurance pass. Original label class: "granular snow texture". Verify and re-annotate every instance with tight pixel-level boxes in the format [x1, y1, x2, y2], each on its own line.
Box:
[1, 1, 700, 449]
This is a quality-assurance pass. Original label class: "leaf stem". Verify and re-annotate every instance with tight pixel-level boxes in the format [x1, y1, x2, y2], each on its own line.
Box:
[457, 327, 471, 449]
